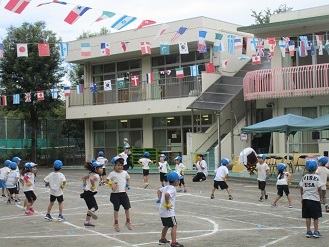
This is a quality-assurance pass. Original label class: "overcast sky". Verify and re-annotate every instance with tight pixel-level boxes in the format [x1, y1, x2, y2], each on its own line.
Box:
[0, 0, 329, 42]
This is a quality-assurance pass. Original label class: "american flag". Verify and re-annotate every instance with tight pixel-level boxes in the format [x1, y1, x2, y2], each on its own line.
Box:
[256, 39, 265, 57]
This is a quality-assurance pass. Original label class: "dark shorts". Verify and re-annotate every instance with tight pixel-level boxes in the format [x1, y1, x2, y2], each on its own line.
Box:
[258, 181, 266, 190]
[179, 178, 185, 186]
[161, 216, 177, 228]
[50, 194, 64, 202]
[302, 199, 322, 219]
[277, 185, 290, 197]
[24, 191, 37, 203]
[214, 181, 228, 190]
[81, 190, 98, 211]
[8, 187, 18, 195]
[102, 168, 106, 176]
[143, 169, 149, 176]
[160, 172, 168, 182]
[110, 192, 131, 211]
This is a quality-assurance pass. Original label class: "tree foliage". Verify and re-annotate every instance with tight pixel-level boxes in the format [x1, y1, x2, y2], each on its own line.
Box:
[251, 4, 293, 24]
[0, 21, 65, 161]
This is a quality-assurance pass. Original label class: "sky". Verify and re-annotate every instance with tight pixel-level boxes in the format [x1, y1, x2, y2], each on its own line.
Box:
[0, 0, 329, 42]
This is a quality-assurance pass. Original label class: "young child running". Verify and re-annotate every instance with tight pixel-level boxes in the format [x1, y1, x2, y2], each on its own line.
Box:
[316, 156, 329, 212]
[271, 163, 293, 208]
[118, 146, 130, 171]
[174, 156, 187, 193]
[96, 151, 108, 185]
[44, 160, 67, 221]
[158, 154, 171, 187]
[211, 158, 233, 200]
[81, 161, 103, 227]
[300, 159, 325, 238]
[6, 161, 20, 205]
[157, 171, 184, 247]
[107, 157, 132, 232]
[0, 160, 11, 198]
[21, 162, 38, 215]
[138, 151, 153, 188]
[256, 154, 270, 202]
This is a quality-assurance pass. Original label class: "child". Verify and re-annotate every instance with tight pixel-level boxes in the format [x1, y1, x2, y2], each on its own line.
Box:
[158, 154, 171, 187]
[81, 161, 103, 227]
[174, 156, 187, 192]
[157, 171, 184, 247]
[211, 158, 233, 200]
[256, 154, 270, 202]
[0, 160, 11, 197]
[118, 146, 130, 171]
[12, 157, 22, 202]
[271, 163, 293, 208]
[192, 154, 208, 182]
[300, 159, 325, 238]
[6, 161, 20, 205]
[21, 162, 38, 215]
[106, 157, 132, 232]
[44, 160, 67, 221]
[138, 151, 153, 188]
[96, 151, 108, 185]
[316, 156, 329, 212]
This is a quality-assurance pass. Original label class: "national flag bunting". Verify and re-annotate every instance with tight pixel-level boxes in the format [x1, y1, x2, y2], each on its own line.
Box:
[38, 43, 50, 56]
[25, 92, 31, 102]
[104, 80, 112, 91]
[171, 27, 188, 42]
[176, 68, 184, 79]
[288, 41, 295, 56]
[131, 75, 140, 86]
[256, 39, 264, 57]
[179, 42, 188, 54]
[205, 62, 215, 73]
[111, 15, 137, 30]
[213, 33, 223, 53]
[267, 38, 276, 56]
[160, 43, 170, 55]
[252, 55, 261, 65]
[278, 40, 286, 57]
[299, 37, 308, 57]
[13, 94, 20, 104]
[37, 0, 67, 7]
[64, 5, 91, 25]
[234, 38, 242, 50]
[221, 60, 228, 68]
[37, 90, 44, 101]
[121, 42, 129, 52]
[95, 11, 115, 22]
[190, 65, 199, 76]
[17, 43, 28, 57]
[90, 82, 98, 93]
[59, 42, 69, 57]
[198, 30, 207, 51]
[64, 86, 70, 97]
[160, 70, 171, 75]
[5, 0, 32, 14]
[117, 78, 125, 89]
[0, 44, 3, 58]
[77, 84, 84, 94]
[154, 23, 169, 40]
[50, 89, 58, 99]
[250, 38, 258, 51]
[135, 20, 156, 31]
[146, 73, 154, 84]
[227, 35, 235, 54]
[100, 43, 110, 56]
[315, 35, 323, 55]
[141, 42, 151, 55]
[81, 43, 91, 56]
[1, 96, 7, 106]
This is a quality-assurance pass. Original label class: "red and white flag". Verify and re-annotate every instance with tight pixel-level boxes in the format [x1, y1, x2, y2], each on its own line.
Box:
[17, 43, 28, 57]
[252, 55, 261, 65]
[131, 75, 140, 86]
[267, 38, 276, 56]
[38, 43, 50, 56]
[206, 62, 215, 73]
[146, 73, 154, 84]
[221, 60, 228, 68]
[1, 96, 7, 106]
[176, 68, 184, 78]
[5, 0, 32, 14]
[141, 42, 151, 55]
[135, 20, 156, 31]
[64, 5, 91, 25]
[100, 43, 110, 56]
[37, 90, 44, 101]
[154, 23, 169, 40]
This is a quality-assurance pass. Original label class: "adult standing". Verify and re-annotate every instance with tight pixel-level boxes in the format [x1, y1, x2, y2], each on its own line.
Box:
[192, 154, 208, 182]
[123, 138, 134, 169]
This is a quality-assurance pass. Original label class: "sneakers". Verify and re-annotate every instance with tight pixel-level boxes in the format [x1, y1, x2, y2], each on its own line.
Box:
[210, 194, 214, 199]
[113, 224, 121, 232]
[271, 203, 278, 207]
[265, 194, 269, 200]
[159, 238, 170, 245]
[144, 183, 149, 189]
[25, 210, 33, 215]
[313, 231, 321, 238]
[125, 222, 132, 230]
[289, 204, 293, 208]
[306, 230, 313, 238]
[29, 207, 35, 213]
[45, 214, 53, 221]
[14, 200, 20, 205]
[6, 200, 11, 205]
[84, 221, 95, 227]
[58, 214, 65, 221]
[171, 242, 184, 247]
[259, 197, 264, 202]
[183, 189, 187, 193]
[229, 195, 233, 200]
[1, 194, 6, 198]
[87, 209, 98, 220]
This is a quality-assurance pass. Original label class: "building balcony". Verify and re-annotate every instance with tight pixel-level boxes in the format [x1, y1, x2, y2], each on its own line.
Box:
[68, 75, 202, 107]
[243, 63, 329, 101]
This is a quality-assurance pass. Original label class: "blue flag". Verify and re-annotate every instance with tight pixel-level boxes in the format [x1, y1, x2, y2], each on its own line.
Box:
[90, 82, 98, 93]
[59, 42, 69, 57]
[160, 43, 170, 55]
[190, 65, 199, 76]
[13, 94, 20, 104]
[227, 35, 235, 54]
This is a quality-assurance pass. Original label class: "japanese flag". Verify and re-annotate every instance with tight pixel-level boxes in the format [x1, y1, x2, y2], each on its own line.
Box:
[17, 43, 28, 57]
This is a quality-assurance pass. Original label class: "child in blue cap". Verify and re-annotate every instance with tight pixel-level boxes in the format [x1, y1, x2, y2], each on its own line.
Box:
[316, 156, 329, 212]
[211, 158, 233, 200]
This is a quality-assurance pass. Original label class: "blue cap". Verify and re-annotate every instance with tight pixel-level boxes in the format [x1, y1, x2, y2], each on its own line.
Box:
[221, 158, 230, 165]
[4, 160, 11, 167]
[306, 160, 318, 171]
[174, 156, 182, 161]
[144, 152, 150, 157]
[257, 154, 266, 160]
[12, 157, 21, 163]
[53, 160, 63, 169]
[10, 162, 17, 170]
[92, 162, 103, 168]
[24, 162, 37, 169]
[277, 163, 286, 171]
[123, 145, 130, 150]
[91, 158, 96, 163]
[98, 151, 104, 156]
[160, 154, 166, 159]
[167, 171, 182, 182]
[318, 156, 328, 165]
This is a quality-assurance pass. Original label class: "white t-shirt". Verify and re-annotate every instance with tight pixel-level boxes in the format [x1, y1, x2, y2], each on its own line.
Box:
[214, 165, 229, 181]
[6, 170, 19, 188]
[276, 172, 289, 186]
[107, 170, 130, 193]
[316, 166, 329, 190]
[84, 173, 100, 192]
[44, 172, 66, 197]
[175, 163, 186, 175]
[158, 161, 170, 174]
[256, 162, 269, 181]
[0, 167, 11, 180]
[299, 173, 325, 201]
[119, 152, 128, 165]
[195, 160, 208, 176]
[159, 185, 176, 217]
[22, 172, 35, 191]
[97, 156, 108, 168]
[139, 157, 152, 170]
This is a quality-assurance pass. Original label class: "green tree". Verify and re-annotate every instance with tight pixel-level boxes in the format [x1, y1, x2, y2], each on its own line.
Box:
[251, 4, 293, 24]
[67, 27, 110, 86]
[0, 21, 65, 161]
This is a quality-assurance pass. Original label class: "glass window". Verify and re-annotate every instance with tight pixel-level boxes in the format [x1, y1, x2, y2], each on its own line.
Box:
[183, 115, 193, 126]
[154, 129, 166, 146]
[166, 116, 180, 126]
[105, 120, 116, 129]
[93, 76, 103, 84]
[130, 59, 141, 69]
[93, 65, 103, 74]
[130, 130, 143, 147]
[152, 56, 165, 67]
[105, 132, 117, 147]
[104, 74, 116, 80]
[165, 54, 179, 64]
[104, 63, 115, 73]
[119, 119, 128, 129]
[130, 119, 142, 128]
[93, 121, 104, 130]
[153, 117, 166, 127]
[181, 51, 195, 63]
[117, 61, 129, 71]
[94, 132, 105, 147]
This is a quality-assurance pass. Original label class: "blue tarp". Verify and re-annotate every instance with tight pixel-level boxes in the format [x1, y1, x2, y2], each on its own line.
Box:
[290, 114, 329, 131]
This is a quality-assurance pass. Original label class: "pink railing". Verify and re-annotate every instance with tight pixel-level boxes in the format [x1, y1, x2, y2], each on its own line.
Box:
[243, 63, 329, 101]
